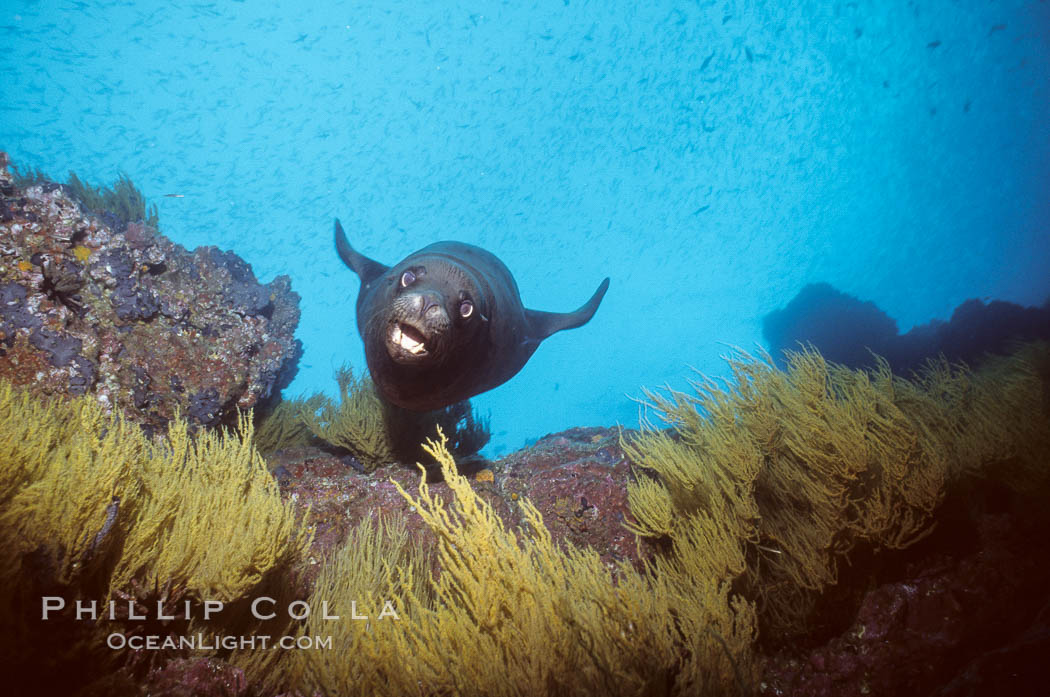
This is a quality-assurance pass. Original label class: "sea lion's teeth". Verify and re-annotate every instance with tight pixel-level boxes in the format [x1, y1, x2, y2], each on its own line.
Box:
[399, 331, 423, 352]
[392, 324, 426, 354]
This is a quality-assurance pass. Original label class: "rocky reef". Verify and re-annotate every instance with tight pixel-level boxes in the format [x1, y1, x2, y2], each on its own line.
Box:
[0, 152, 300, 431]
[764, 282, 1050, 375]
[1, 337, 1047, 695]
[1, 152, 1047, 696]
[268, 425, 647, 588]
[761, 510, 1050, 696]
[135, 398, 1050, 696]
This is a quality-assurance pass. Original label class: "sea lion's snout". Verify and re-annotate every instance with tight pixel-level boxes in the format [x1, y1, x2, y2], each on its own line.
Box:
[409, 291, 445, 320]
[385, 290, 451, 362]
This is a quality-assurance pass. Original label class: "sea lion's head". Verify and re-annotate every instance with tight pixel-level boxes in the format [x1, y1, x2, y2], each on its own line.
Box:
[366, 253, 488, 368]
[335, 218, 608, 411]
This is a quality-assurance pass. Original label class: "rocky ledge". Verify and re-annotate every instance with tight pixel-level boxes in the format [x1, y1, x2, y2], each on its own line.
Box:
[0, 152, 301, 432]
[267, 425, 650, 590]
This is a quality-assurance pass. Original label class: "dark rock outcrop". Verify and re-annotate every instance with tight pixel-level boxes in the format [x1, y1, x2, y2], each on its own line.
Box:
[760, 511, 1050, 697]
[764, 282, 1050, 374]
[0, 152, 301, 431]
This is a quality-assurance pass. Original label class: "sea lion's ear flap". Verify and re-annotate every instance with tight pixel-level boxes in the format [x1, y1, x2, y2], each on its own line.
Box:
[525, 277, 610, 341]
[335, 218, 388, 284]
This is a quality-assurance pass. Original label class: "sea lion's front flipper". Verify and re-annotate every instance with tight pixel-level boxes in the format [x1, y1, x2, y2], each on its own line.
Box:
[525, 277, 610, 341]
[335, 218, 388, 285]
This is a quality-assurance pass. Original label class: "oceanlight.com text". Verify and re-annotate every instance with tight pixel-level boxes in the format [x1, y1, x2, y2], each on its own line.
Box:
[106, 633, 334, 651]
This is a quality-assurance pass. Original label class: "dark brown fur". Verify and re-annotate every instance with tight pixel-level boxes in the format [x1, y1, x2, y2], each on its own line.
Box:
[335, 219, 609, 411]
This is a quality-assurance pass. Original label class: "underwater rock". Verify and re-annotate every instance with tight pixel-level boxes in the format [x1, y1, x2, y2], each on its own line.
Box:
[760, 512, 1050, 697]
[266, 445, 501, 586]
[764, 282, 1050, 374]
[97, 248, 161, 321]
[186, 388, 223, 427]
[0, 152, 301, 430]
[934, 600, 1050, 697]
[763, 283, 899, 368]
[207, 247, 275, 317]
[495, 426, 652, 568]
[145, 657, 248, 697]
[27, 326, 82, 366]
[0, 281, 42, 336]
[268, 425, 649, 585]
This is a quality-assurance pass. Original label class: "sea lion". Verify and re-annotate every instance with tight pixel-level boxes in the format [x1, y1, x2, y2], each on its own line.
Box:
[334, 219, 610, 411]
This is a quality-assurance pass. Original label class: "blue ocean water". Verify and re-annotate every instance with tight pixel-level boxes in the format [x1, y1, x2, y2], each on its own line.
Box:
[2, 1, 1047, 456]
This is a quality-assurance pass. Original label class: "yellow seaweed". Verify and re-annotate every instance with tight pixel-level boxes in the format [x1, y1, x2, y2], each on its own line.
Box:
[264, 431, 755, 696]
[299, 365, 396, 471]
[257, 514, 429, 695]
[109, 411, 311, 602]
[252, 393, 324, 454]
[0, 380, 312, 676]
[3, 339, 1046, 694]
[625, 344, 1050, 637]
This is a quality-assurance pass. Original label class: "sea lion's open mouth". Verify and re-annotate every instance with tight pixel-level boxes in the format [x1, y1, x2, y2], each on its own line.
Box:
[390, 322, 429, 356]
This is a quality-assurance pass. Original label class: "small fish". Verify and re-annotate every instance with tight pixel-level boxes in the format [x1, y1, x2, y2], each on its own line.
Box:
[163, 194, 185, 198]
[988, 24, 1006, 36]
[701, 51, 714, 70]
[927, 40, 941, 49]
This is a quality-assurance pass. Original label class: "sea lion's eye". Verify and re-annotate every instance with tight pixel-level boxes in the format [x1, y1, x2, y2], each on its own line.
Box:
[459, 300, 473, 318]
[400, 270, 416, 287]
